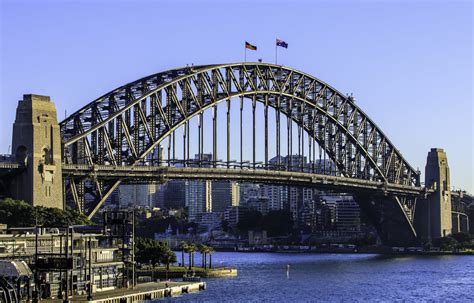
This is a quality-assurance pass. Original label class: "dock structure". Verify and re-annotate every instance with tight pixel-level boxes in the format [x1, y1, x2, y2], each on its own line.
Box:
[43, 281, 206, 302]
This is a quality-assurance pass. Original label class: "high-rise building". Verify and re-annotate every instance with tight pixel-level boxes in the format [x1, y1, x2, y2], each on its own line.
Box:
[156, 180, 186, 209]
[118, 184, 154, 207]
[212, 181, 240, 212]
[288, 187, 302, 223]
[239, 183, 260, 206]
[334, 196, 361, 231]
[185, 180, 212, 222]
[320, 195, 360, 231]
[224, 206, 249, 227]
[261, 184, 284, 211]
[247, 196, 270, 214]
[301, 198, 318, 231]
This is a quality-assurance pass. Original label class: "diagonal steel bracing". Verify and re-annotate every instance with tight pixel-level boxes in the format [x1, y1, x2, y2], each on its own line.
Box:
[59, 63, 421, 223]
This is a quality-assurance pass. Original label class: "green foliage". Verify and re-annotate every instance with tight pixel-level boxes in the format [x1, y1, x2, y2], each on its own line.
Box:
[350, 234, 377, 246]
[221, 219, 229, 232]
[237, 210, 293, 236]
[432, 236, 458, 251]
[161, 249, 177, 270]
[0, 198, 91, 227]
[423, 240, 433, 251]
[237, 210, 263, 233]
[197, 243, 208, 254]
[450, 232, 472, 244]
[185, 243, 197, 254]
[136, 215, 178, 238]
[135, 237, 177, 266]
[261, 210, 293, 237]
[135, 211, 197, 238]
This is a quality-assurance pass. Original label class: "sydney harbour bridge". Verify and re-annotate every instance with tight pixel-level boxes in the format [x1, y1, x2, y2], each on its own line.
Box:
[0, 63, 470, 246]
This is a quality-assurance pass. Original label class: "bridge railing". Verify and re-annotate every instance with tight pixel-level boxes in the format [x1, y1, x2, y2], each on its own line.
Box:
[63, 158, 342, 176]
[0, 154, 14, 162]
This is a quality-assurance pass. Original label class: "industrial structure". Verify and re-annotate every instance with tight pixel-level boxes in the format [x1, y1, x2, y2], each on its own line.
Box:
[0, 62, 471, 246]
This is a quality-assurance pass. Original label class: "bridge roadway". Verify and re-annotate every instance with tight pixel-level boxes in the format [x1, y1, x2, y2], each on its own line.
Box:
[0, 162, 21, 176]
[62, 164, 426, 196]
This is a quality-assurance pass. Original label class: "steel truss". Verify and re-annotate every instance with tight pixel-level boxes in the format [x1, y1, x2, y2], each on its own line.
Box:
[60, 63, 421, 220]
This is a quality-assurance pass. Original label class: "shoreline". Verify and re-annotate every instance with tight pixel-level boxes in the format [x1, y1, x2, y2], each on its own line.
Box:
[42, 281, 206, 303]
[137, 266, 238, 280]
[211, 248, 474, 256]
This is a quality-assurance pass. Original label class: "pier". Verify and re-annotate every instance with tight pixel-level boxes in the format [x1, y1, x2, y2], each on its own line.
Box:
[43, 281, 206, 302]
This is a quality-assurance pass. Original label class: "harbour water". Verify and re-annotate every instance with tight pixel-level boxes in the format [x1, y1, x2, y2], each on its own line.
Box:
[160, 252, 473, 302]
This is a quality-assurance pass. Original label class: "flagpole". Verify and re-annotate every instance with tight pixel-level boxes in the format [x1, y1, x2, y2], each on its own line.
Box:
[275, 42, 278, 65]
[275, 38, 277, 64]
[245, 46, 247, 63]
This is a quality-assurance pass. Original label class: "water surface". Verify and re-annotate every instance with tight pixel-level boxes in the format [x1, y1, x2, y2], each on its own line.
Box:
[162, 252, 473, 302]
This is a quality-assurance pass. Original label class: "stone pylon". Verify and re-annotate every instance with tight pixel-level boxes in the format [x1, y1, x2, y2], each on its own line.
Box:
[10, 94, 63, 209]
[415, 148, 452, 240]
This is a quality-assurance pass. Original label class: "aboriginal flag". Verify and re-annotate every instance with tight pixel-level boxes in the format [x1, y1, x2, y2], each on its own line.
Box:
[276, 39, 288, 48]
[245, 41, 257, 51]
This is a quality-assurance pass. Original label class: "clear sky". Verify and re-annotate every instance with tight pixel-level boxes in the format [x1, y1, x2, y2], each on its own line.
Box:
[1, 0, 472, 192]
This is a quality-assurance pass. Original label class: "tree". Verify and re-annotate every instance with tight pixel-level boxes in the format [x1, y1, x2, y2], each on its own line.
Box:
[237, 210, 263, 234]
[179, 241, 188, 267]
[207, 247, 215, 269]
[136, 214, 179, 238]
[451, 232, 471, 244]
[198, 244, 208, 268]
[221, 220, 230, 232]
[261, 210, 293, 236]
[186, 243, 197, 270]
[432, 236, 458, 251]
[0, 198, 90, 227]
[135, 237, 176, 267]
[160, 248, 177, 271]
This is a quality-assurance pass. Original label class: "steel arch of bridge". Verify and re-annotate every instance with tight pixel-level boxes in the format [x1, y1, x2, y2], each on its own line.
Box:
[60, 63, 420, 218]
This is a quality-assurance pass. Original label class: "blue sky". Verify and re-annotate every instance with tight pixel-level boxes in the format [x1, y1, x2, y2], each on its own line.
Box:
[1, 0, 472, 192]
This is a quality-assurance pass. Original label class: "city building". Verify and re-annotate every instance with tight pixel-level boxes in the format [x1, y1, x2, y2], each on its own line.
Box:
[118, 184, 156, 208]
[0, 225, 127, 300]
[239, 183, 260, 206]
[335, 196, 361, 231]
[260, 184, 284, 211]
[224, 206, 249, 227]
[211, 181, 240, 213]
[185, 180, 212, 222]
[156, 180, 186, 210]
[196, 212, 224, 232]
[248, 230, 268, 245]
[320, 195, 361, 232]
[247, 196, 270, 215]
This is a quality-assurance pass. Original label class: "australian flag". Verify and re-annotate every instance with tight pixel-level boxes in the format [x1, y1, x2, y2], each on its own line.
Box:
[276, 38, 288, 48]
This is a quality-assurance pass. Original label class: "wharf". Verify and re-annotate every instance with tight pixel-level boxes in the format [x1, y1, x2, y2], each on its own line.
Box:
[43, 281, 206, 303]
[138, 266, 238, 279]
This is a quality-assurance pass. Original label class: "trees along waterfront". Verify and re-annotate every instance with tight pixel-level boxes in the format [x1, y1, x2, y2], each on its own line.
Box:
[179, 241, 188, 267]
[160, 248, 177, 280]
[0, 198, 90, 226]
[185, 244, 197, 270]
[198, 244, 208, 268]
[183, 243, 215, 269]
[207, 247, 215, 269]
[161, 248, 177, 271]
[135, 238, 176, 269]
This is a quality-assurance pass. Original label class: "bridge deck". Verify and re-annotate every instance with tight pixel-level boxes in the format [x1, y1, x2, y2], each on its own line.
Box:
[0, 162, 22, 177]
[62, 164, 425, 196]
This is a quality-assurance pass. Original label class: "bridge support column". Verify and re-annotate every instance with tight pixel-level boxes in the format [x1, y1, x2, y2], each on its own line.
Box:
[354, 193, 418, 247]
[10, 94, 63, 209]
[414, 148, 452, 240]
[452, 213, 461, 233]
